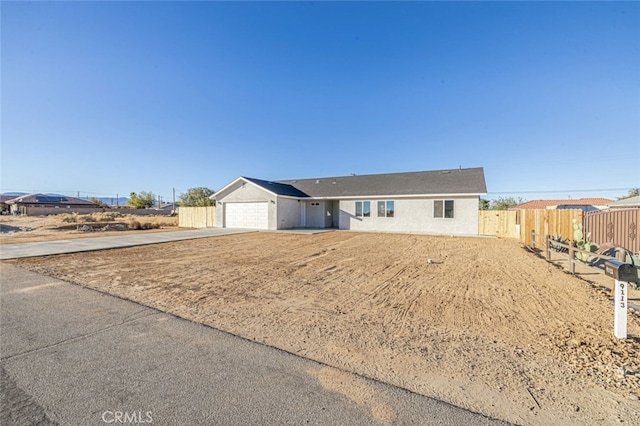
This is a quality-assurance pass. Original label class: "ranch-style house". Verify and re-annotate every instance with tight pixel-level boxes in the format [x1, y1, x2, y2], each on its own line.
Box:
[212, 167, 487, 235]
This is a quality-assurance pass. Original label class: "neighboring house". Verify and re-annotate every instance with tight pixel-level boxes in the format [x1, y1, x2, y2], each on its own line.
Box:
[157, 203, 179, 213]
[512, 198, 613, 213]
[0, 195, 16, 214]
[608, 195, 640, 209]
[212, 167, 487, 235]
[6, 193, 97, 214]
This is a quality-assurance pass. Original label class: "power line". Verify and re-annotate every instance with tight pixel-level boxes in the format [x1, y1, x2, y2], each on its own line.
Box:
[487, 187, 634, 195]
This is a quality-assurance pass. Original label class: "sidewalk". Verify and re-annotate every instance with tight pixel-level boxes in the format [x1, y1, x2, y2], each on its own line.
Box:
[0, 228, 254, 260]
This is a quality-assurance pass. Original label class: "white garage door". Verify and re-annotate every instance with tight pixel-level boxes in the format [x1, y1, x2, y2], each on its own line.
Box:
[225, 202, 269, 229]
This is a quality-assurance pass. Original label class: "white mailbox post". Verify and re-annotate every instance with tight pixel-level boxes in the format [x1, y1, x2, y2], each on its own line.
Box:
[604, 260, 636, 339]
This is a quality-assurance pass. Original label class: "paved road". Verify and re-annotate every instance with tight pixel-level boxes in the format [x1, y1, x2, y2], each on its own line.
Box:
[0, 228, 254, 260]
[0, 265, 509, 425]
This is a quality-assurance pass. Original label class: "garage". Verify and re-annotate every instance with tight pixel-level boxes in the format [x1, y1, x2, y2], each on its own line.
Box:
[224, 202, 269, 229]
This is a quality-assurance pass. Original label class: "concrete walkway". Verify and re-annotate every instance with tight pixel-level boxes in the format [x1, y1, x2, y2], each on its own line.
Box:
[0, 228, 254, 260]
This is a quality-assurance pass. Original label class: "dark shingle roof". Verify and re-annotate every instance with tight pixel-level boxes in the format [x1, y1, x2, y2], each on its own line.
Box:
[6, 193, 96, 205]
[277, 167, 486, 198]
[242, 177, 311, 198]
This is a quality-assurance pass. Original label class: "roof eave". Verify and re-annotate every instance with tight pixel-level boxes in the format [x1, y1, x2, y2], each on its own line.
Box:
[296, 192, 486, 200]
[213, 177, 279, 200]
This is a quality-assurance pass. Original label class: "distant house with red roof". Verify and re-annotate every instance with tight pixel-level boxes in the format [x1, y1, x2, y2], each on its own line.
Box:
[511, 198, 612, 213]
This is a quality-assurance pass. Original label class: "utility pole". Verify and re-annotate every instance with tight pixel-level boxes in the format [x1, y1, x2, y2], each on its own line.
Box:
[173, 187, 176, 213]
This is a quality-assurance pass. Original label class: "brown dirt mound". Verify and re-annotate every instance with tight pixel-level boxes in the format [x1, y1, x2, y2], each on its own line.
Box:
[9, 232, 640, 425]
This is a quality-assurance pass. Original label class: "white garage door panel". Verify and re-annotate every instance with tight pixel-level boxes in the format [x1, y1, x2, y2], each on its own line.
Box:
[225, 202, 269, 229]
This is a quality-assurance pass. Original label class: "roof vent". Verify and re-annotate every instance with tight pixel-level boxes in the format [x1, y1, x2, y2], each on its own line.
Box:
[315, 179, 321, 184]
[332, 180, 337, 184]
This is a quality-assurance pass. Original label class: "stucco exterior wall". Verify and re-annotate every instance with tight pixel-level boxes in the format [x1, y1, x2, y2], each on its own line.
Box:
[216, 179, 480, 234]
[276, 198, 302, 229]
[306, 201, 327, 228]
[331, 201, 341, 228]
[338, 197, 479, 235]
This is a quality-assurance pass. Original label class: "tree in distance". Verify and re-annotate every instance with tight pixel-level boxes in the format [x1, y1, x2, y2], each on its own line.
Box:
[618, 188, 639, 200]
[489, 196, 525, 210]
[179, 187, 215, 207]
[88, 197, 109, 208]
[128, 191, 155, 209]
[479, 199, 490, 210]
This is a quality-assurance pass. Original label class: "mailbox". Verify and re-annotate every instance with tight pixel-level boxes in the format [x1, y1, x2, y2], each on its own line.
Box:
[604, 260, 637, 282]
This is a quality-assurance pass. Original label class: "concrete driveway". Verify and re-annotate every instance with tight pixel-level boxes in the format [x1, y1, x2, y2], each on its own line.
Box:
[0, 265, 508, 425]
[0, 228, 254, 260]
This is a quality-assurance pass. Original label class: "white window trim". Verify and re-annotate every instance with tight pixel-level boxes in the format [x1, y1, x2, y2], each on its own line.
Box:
[355, 200, 371, 218]
[434, 199, 455, 219]
[377, 200, 395, 218]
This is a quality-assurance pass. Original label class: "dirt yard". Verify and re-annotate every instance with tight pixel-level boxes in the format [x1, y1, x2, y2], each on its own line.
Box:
[0, 213, 179, 244]
[7, 232, 640, 425]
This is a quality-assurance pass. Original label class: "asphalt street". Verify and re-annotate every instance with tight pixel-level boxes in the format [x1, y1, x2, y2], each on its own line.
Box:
[0, 265, 509, 425]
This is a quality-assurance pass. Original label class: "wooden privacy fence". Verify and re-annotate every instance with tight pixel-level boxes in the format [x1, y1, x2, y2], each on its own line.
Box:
[179, 206, 215, 228]
[479, 209, 583, 245]
[478, 210, 519, 238]
[519, 209, 583, 246]
[584, 208, 639, 254]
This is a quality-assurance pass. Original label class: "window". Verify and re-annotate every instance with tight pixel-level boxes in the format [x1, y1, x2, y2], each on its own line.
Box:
[355, 201, 370, 217]
[377, 200, 395, 217]
[434, 200, 454, 218]
[387, 201, 394, 217]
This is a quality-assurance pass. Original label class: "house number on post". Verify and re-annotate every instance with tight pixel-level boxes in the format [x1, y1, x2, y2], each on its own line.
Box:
[604, 260, 635, 339]
[614, 280, 627, 339]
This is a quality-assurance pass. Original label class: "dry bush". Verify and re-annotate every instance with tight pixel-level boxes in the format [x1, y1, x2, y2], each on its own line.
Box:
[125, 219, 161, 230]
[150, 217, 179, 228]
[58, 213, 81, 223]
[126, 219, 142, 230]
[75, 214, 177, 231]
[59, 213, 98, 223]
[93, 212, 122, 222]
[124, 215, 178, 228]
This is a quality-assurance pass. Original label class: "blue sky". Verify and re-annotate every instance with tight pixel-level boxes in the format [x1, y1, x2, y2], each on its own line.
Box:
[2, 1, 639, 202]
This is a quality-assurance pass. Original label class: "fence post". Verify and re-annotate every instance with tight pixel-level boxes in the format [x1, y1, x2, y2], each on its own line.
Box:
[531, 230, 536, 250]
[569, 244, 575, 274]
[546, 235, 551, 260]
